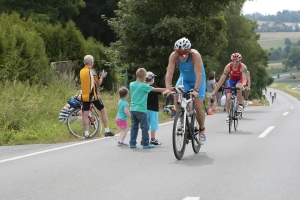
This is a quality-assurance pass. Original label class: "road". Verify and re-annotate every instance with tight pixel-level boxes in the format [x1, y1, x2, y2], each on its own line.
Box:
[1, 88, 300, 200]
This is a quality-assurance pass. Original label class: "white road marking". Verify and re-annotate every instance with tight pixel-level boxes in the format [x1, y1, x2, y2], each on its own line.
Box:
[291, 106, 294, 109]
[0, 121, 175, 164]
[258, 126, 275, 138]
[283, 112, 289, 116]
[183, 197, 200, 200]
[0, 137, 109, 163]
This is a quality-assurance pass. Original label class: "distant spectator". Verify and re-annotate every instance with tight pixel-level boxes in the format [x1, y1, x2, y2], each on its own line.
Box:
[206, 71, 218, 113]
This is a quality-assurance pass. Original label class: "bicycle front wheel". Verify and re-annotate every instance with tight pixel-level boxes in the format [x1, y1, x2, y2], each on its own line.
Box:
[191, 116, 201, 154]
[172, 109, 187, 160]
[67, 109, 99, 139]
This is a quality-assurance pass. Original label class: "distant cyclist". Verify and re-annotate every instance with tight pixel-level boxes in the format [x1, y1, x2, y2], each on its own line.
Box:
[211, 53, 247, 124]
[272, 95, 274, 103]
[274, 92, 276, 99]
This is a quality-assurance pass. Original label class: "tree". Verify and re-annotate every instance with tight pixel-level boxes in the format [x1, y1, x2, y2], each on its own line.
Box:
[108, 0, 235, 87]
[0, 0, 85, 23]
[284, 38, 292, 45]
[72, 0, 119, 46]
[283, 46, 300, 70]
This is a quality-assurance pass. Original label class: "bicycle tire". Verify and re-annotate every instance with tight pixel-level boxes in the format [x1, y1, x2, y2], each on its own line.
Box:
[234, 110, 238, 131]
[67, 108, 99, 139]
[191, 115, 201, 154]
[229, 102, 234, 133]
[172, 109, 187, 160]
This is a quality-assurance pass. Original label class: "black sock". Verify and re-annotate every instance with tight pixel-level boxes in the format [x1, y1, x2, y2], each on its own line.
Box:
[151, 138, 155, 141]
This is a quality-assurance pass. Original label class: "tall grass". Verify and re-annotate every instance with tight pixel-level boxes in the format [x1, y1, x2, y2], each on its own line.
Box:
[0, 74, 171, 146]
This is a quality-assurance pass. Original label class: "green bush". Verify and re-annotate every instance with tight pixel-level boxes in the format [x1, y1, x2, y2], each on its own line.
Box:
[0, 13, 51, 85]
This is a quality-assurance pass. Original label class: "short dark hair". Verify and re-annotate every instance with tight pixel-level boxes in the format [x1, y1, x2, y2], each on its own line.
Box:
[208, 71, 215, 80]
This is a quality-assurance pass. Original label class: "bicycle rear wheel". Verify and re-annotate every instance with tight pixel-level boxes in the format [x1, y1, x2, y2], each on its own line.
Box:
[234, 110, 238, 131]
[228, 102, 234, 133]
[191, 116, 201, 154]
[172, 109, 187, 160]
[67, 109, 99, 139]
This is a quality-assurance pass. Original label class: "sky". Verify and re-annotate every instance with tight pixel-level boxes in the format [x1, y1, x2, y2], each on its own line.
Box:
[242, 0, 300, 15]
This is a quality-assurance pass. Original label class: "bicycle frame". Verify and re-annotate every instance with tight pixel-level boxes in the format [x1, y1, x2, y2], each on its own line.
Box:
[176, 88, 195, 135]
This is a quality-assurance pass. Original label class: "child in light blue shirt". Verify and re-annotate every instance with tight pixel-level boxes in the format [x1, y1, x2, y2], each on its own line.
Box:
[115, 87, 131, 146]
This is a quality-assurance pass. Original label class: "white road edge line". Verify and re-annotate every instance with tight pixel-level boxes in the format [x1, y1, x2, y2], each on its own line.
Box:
[258, 126, 275, 138]
[0, 137, 109, 164]
[283, 112, 289, 116]
[183, 197, 200, 200]
[0, 121, 175, 164]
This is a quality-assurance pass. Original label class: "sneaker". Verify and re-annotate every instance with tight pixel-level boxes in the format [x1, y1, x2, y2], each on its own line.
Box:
[150, 139, 162, 145]
[226, 117, 229, 125]
[118, 141, 128, 146]
[105, 131, 115, 137]
[143, 144, 155, 149]
[177, 122, 184, 131]
[130, 145, 137, 148]
[238, 105, 243, 113]
[85, 134, 91, 139]
[200, 134, 206, 145]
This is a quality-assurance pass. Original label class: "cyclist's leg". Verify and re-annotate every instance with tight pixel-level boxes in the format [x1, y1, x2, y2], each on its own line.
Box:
[235, 80, 244, 114]
[82, 102, 91, 137]
[93, 99, 114, 135]
[195, 81, 206, 143]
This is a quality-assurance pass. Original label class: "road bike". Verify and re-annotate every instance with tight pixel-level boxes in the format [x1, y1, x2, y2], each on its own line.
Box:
[171, 86, 202, 160]
[66, 104, 102, 139]
[225, 86, 241, 133]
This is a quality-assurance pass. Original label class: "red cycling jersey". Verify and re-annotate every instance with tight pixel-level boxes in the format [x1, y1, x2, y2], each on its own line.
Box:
[229, 62, 242, 81]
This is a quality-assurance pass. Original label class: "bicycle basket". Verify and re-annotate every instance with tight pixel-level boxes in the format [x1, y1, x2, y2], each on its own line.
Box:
[68, 98, 81, 109]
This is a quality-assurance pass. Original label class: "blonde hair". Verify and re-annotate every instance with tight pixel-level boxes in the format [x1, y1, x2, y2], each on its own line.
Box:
[136, 68, 147, 79]
[118, 86, 129, 98]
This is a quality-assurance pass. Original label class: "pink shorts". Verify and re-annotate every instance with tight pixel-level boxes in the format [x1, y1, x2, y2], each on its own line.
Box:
[115, 118, 128, 129]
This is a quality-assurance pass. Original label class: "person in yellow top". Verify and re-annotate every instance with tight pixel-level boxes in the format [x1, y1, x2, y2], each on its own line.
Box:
[80, 55, 115, 138]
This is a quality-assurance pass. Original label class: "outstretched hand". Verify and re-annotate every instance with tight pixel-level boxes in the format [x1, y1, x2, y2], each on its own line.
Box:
[99, 70, 107, 78]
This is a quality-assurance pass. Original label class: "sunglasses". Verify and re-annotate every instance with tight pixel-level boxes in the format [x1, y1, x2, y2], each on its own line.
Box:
[175, 50, 189, 57]
[232, 60, 240, 63]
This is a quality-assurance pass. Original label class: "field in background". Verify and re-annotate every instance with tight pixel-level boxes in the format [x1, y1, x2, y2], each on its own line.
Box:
[258, 32, 300, 50]
[258, 32, 300, 74]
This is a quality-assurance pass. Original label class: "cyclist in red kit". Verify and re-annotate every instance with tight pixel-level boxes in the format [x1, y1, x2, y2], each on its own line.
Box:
[211, 53, 247, 124]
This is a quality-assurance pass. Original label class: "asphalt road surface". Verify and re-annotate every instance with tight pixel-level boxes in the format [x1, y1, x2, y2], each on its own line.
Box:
[1, 88, 300, 200]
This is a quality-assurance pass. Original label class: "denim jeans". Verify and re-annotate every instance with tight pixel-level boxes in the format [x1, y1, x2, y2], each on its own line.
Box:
[130, 111, 149, 146]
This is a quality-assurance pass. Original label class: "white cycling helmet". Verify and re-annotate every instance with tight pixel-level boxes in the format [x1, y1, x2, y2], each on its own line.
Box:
[174, 37, 191, 50]
[231, 53, 242, 61]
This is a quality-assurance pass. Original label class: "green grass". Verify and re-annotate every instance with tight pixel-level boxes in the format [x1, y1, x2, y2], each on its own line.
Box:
[0, 74, 173, 146]
[258, 32, 300, 50]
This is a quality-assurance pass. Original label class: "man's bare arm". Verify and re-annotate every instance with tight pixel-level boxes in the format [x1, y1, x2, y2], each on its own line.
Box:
[192, 51, 203, 90]
[165, 53, 176, 90]
[213, 64, 230, 93]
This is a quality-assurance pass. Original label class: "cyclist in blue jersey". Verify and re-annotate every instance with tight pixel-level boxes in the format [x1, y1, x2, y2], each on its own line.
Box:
[164, 37, 206, 144]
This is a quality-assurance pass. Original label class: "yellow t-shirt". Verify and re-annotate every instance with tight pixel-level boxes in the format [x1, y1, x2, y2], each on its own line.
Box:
[80, 66, 99, 102]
